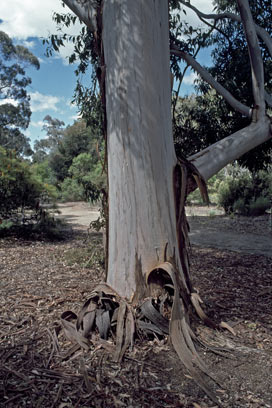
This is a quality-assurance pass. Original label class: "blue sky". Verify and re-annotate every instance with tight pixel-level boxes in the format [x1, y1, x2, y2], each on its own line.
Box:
[0, 0, 214, 148]
[25, 41, 80, 144]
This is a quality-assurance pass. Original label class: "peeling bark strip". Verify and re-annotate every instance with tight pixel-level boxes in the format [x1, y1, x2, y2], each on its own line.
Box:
[173, 158, 209, 298]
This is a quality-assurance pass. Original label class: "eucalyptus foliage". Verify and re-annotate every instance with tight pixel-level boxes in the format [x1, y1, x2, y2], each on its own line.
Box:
[0, 31, 39, 156]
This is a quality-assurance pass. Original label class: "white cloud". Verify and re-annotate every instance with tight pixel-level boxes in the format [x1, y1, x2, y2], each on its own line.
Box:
[0, 0, 82, 64]
[23, 40, 35, 49]
[0, 1, 214, 65]
[37, 57, 46, 64]
[24, 129, 31, 137]
[30, 91, 61, 112]
[183, 71, 199, 85]
[192, 0, 215, 13]
[70, 113, 81, 121]
[175, 1, 215, 31]
[30, 120, 45, 128]
[0, 98, 18, 106]
[0, 1, 214, 40]
[0, 1, 81, 39]
[66, 99, 77, 108]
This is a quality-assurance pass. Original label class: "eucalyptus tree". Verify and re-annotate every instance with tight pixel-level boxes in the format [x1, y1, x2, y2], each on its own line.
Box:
[0, 31, 40, 156]
[56, 0, 272, 400]
[60, 0, 271, 301]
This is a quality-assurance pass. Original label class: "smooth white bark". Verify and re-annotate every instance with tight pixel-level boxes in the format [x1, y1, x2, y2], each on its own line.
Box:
[189, 116, 271, 181]
[102, 0, 181, 299]
[62, 0, 97, 32]
[237, 0, 265, 116]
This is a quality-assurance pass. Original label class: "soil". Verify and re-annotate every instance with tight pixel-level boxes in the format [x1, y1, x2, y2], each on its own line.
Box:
[0, 202, 272, 408]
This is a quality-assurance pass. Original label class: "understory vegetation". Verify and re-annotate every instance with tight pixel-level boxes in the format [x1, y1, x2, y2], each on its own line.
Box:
[188, 164, 272, 215]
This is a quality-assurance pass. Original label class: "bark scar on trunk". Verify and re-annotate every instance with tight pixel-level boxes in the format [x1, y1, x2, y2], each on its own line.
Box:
[132, 253, 148, 304]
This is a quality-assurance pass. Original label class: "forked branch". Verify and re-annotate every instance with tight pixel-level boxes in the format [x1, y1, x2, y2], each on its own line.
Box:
[170, 46, 251, 117]
[180, 0, 272, 58]
[62, 0, 97, 32]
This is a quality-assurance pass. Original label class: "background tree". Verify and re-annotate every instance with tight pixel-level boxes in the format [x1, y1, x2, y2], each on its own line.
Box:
[173, 0, 272, 172]
[33, 106, 104, 199]
[33, 115, 65, 162]
[0, 31, 40, 156]
[66, 151, 106, 201]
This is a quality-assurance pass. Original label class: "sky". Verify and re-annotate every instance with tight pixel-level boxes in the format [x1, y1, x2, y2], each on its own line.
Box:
[0, 0, 214, 148]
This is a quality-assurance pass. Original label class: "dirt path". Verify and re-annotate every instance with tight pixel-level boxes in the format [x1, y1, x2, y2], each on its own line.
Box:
[187, 208, 272, 257]
[1, 203, 272, 407]
[57, 202, 272, 257]
[57, 202, 100, 228]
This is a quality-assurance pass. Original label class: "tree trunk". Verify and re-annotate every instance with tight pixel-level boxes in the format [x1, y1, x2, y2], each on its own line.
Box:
[103, 0, 183, 300]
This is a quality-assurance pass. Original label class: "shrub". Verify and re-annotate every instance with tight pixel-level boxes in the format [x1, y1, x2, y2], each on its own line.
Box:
[0, 147, 56, 219]
[232, 197, 246, 215]
[68, 153, 107, 203]
[31, 212, 67, 240]
[248, 196, 271, 216]
[59, 177, 85, 202]
[218, 168, 271, 215]
[0, 211, 67, 240]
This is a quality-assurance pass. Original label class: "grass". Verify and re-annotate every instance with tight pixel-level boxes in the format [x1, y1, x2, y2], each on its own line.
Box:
[63, 236, 105, 269]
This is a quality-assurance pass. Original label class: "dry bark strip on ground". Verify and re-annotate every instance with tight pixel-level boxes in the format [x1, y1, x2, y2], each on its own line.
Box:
[0, 224, 272, 407]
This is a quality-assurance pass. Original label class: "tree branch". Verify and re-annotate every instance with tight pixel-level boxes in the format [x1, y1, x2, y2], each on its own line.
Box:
[62, 0, 97, 32]
[188, 116, 271, 181]
[180, 1, 272, 58]
[172, 44, 201, 122]
[237, 0, 265, 117]
[170, 46, 251, 117]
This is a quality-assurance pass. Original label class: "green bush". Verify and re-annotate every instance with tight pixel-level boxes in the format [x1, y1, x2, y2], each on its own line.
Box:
[0, 147, 56, 219]
[31, 212, 67, 240]
[232, 197, 246, 215]
[59, 177, 85, 202]
[218, 168, 271, 215]
[248, 196, 271, 216]
[31, 160, 58, 189]
[0, 212, 67, 240]
[68, 152, 107, 203]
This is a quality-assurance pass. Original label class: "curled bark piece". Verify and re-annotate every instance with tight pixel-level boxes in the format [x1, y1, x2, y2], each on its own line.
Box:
[60, 311, 90, 351]
[140, 298, 169, 334]
[146, 262, 220, 405]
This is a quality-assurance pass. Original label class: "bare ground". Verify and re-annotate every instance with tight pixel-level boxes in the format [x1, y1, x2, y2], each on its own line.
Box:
[0, 202, 272, 407]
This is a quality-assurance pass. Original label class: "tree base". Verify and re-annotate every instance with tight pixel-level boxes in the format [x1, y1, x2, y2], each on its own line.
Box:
[59, 262, 230, 406]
